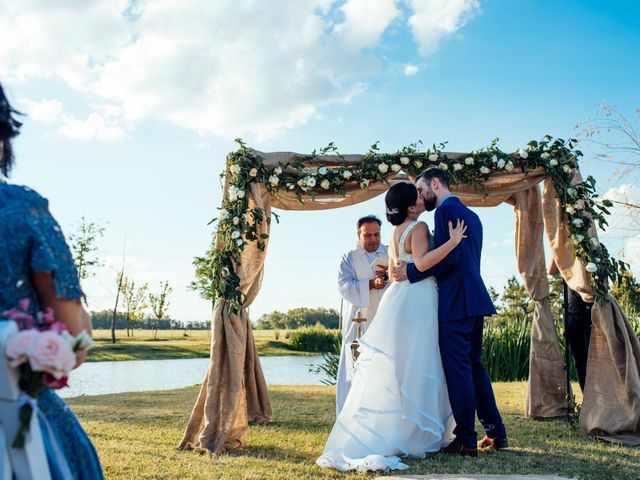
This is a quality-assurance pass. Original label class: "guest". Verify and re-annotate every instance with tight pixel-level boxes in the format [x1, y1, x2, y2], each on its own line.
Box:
[548, 259, 593, 392]
[0, 83, 104, 479]
[336, 215, 389, 413]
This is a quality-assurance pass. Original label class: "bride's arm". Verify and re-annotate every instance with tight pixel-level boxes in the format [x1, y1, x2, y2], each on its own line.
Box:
[411, 221, 466, 272]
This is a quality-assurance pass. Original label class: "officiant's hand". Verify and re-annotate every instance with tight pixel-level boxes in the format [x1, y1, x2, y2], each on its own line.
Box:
[392, 261, 408, 282]
[369, 275, 387, 290]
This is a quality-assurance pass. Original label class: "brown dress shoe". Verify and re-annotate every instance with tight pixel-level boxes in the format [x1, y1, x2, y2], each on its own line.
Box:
[440, 438, 478, 457]
[477, 435, 508, 450]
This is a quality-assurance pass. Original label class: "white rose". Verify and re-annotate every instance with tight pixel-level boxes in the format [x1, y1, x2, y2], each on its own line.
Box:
[274, 166, 283, 175]
[518, 149, 528, 159]
[297, 179, 305, 186]
[453, 163, 463, 171]
[318, 166, 328, 175]
[541, 152, 550, 160]
[567, 188, 577, 197]
[360, 179, 370, 188]
[439, 162, 449, 171]
[219, 209, 229, 221]
[465, 156, 474, 165]
[566, 205, 576, 215]
[236, 238, 244, 246]
[249, 168, 258, 177]
[572, 218, 583, 227]
[391, 164, 401, 172]
[378, 163, 389, 173]
[228, 190, 238, 202]
[590, 237, 600, 247]
[320, 179, 331, 189]
[232, 217, 239, 225]
[231, 230, 240, 239]
[585, 262, 598, 273]
[497, 159, 506, 169]
[400, 156, 410, 165]
[563, 165, 572, 173]
[549, 159, 558, 167]
[480, 166, 490, 174]
[505, 161, 515, 171]
[428, 153, 438, 162]
[230, 164, 241, 175]
[573, 234, 584, 243]
[305, 176, 316, 188]
[414, 160, 423, 169]
[288, 184, 295, 190]
[491, 155, 498, 163]
[237, 190, 245, 199]
[343, 170, 352, 179]
[269, 175, 279, 186]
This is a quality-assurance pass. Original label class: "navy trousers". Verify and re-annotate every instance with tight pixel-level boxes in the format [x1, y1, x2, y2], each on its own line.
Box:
[439, 315, 506, 448]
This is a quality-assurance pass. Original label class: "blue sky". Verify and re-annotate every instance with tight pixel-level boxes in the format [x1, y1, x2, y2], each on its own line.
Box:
[2, 0, 638, 323]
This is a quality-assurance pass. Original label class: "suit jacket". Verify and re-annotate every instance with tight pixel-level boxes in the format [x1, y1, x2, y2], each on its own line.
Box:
[407, 196, 496, 322]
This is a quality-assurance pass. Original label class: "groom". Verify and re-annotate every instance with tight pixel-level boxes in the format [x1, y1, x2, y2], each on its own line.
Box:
[393, 167, 507, 457]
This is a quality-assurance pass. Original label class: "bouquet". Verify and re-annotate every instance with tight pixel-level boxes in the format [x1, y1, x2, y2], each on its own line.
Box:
[3, 299, 94, 447]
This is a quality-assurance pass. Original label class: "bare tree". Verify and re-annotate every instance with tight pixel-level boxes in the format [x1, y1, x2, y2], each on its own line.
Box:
[69, 217, 106, 280]
[121, 277, 149, 337]
[149, 281, 172, 339]
[111, 268, 124, 344]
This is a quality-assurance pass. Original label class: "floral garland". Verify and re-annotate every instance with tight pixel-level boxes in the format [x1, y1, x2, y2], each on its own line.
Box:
[196, 136, 627, 313]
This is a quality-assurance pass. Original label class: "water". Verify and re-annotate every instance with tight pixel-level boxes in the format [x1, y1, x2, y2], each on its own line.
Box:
[58, 355, 325, 398]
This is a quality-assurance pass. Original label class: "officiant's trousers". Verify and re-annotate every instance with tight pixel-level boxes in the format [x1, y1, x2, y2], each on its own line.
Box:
[439, 316, 506, 448]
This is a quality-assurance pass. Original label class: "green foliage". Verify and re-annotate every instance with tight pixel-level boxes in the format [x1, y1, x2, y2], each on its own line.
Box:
[288, 327, 340, 352]
[69, 217, 105, 279]
[309, 336, 341, 385]
[483, 315, 531, 381]
[90, 310, 208, 330]
[611, 271, 640, 318]
[255, 307, 339, 330]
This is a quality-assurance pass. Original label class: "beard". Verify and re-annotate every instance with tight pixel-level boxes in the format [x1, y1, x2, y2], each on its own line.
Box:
[423, 193, 437, 212]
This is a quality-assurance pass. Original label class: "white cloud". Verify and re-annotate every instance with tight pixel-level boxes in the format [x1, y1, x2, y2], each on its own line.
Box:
[1, 0, 481, 140]
[407, 0, 480, 55]
[403, 63, 420, 75]
[601, 184, 640, 274]
[18, 98, 64, 124]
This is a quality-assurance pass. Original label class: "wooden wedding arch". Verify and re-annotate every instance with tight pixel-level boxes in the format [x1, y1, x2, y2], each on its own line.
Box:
[179, 138, 640, 454]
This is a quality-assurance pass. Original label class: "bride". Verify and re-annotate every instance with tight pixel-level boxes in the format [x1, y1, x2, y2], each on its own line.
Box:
[317, 181, 466, 472]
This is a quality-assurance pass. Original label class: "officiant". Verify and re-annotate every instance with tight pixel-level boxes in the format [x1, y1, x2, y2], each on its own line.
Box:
[336, 215, 389, 413]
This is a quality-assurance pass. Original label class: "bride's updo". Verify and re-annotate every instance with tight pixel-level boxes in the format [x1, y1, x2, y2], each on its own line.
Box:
[385, 182, 418, 226]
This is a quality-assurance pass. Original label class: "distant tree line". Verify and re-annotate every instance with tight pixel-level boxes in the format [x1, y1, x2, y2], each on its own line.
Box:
[90, 310, 210, 331]
[254, 307, 339, 330]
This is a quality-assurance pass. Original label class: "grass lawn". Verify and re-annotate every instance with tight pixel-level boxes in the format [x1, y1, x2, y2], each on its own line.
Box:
[67, 382, 640, 479]
[89, 329, 317, 362]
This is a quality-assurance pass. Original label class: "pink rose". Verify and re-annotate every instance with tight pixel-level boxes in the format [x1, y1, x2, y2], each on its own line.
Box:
[27, 331, 76, 379]
[5, 330, 39, 367]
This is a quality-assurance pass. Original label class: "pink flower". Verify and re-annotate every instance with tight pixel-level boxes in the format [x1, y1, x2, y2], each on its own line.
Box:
[18, 298, 30, 312]
[41, 307, 56, 325]
[5, 330, 39, 367]
[27, 331, 76, 379]
[48, 321, 67, 334]
[42, 373, 69, 389]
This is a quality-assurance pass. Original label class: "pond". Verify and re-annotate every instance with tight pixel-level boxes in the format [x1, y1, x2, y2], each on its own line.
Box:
[59, 355, 326, 398]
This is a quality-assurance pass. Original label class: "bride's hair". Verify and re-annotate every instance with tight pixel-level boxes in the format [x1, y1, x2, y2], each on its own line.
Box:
[0, 83, 22, 178]
[385, 182, 418, 226]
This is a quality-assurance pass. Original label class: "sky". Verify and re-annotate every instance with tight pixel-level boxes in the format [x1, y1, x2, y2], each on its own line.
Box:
[1, 0, 639, 324]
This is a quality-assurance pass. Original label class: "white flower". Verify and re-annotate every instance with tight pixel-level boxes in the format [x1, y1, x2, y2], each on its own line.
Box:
[541, 152, 550, 160]
[237, 189, 245, 199]
[391, 164, 402, 172]
[563, 165, 572, 173]
[439, 162, 449, 171]
[480, 166, 490, 174]
[378, 163, 389, 173]
[573, 234, 584, 243]
[590, 237, 600, 247]
[585, 262, 598, 273]
[505, 161, 515, 171]
[305, 176, 317, 188]
[228, 189, 238, 202]
[453, 163, 463, 171]
[288, 184, 295, 190]
[465, 156, 475, 165]
[230, 164, 241, 175]
[343, 170, 352, 179]
[231, 230, 241, 239]
[269, 175, 279, 186]
[497, 159, 506, 169]
[491, 155, 498, 163]
[297, 179, 305, 187]
[219, 209, 230, 221]
[249, 168, 258, 177]
[232, 217, 240, 225]
[567, 188, 577, 198]
[236, 238, 244, 246]
[572, 218, 583, 227]
[360, 179, 370, 188]
[566, 205, 576, 215]
[428, 153, 438, 162]
[318, 166, 328, 175]
[320, 179, 331, 189]
[400, 156, 410, 165]
[414, 160, 423, 169]
[549, 159, 558, 167]
[274, 166, 283, 175]
[518, 149, 528, 159]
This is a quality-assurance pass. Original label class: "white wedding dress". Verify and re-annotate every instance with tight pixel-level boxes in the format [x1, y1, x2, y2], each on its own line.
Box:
[317, 221, 454, 472]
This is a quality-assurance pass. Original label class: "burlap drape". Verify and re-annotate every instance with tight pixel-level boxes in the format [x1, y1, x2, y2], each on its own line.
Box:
[180, 150, 640, 453]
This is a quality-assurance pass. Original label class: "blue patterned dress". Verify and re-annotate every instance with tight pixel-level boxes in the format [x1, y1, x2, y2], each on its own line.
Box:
[0, 182, 103, 480]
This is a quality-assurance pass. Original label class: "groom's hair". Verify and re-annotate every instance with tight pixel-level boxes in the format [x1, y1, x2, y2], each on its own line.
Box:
[416, 167, 450, 189]
[357, 215, 382, 229]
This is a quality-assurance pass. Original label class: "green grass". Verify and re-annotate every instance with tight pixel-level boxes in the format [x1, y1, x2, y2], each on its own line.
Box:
[67, 382, 640, 480]
[88, 329, 318, 362]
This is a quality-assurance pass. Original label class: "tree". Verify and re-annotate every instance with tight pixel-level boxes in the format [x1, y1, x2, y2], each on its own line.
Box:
[149, 281, 172, 339]
[611, 271, 640, 317]
[121, 277, 149, 337]
[498, 275, 533, 320]
[254, 307, 339, 330]
[69, 217, 105, 280]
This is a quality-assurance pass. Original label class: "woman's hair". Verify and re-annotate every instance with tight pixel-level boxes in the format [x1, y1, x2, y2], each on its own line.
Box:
[0, 83, 23, 177]
[385, 181, 418, 226]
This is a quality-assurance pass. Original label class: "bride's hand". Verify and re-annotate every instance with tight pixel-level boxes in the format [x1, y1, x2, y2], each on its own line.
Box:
[448, 219, 467, 245]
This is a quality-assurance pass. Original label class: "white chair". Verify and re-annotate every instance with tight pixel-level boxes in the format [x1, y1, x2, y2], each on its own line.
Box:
[0, 321, 51, 480]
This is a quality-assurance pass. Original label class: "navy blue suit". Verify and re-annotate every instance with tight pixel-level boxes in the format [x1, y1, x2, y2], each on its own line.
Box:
[407, 195, 506, 448]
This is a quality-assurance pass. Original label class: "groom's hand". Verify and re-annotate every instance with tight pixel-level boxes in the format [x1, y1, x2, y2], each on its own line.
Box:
[392, 261, 408, 282]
